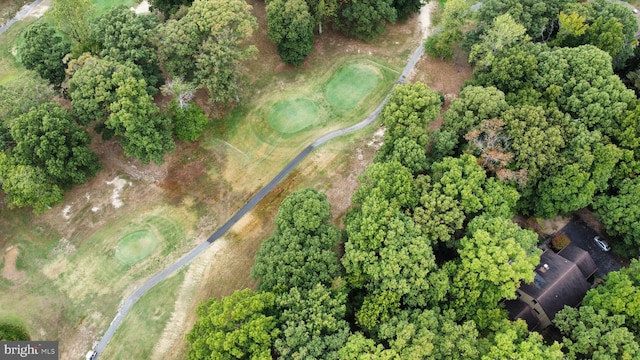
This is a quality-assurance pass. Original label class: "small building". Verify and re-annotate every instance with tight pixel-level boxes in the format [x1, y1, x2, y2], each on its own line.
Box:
[504, 245, 597, 330]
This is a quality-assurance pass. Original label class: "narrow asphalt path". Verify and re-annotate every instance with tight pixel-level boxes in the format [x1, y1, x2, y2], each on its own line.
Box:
[93, 34, 427, 360]
[0, 0, 46, 36]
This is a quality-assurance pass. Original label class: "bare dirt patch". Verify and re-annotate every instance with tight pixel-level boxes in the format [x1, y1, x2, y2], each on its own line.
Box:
[2, 245, 25, 282]
[131, 0, 150, 14]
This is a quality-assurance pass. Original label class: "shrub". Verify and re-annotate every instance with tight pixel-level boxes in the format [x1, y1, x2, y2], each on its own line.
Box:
[551, 233, 571, 251]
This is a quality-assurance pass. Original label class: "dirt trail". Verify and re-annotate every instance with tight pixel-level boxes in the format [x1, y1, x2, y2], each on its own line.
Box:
[2, 246, 25, 282]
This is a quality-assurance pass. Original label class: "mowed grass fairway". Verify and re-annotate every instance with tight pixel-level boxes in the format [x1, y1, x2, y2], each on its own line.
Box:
[115, 229, 160, 265]
[325, 64, 381, 110]
[267, 97, 319, 134]
[214, 58, 397, 194]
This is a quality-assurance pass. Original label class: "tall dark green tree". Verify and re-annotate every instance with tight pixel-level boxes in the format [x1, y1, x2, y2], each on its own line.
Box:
[18, 22, 71, 87]
[266, 0, 315, 67]
[251, 188, 342, 293]
[91, 6, 163, 90]
[337, 0, 397, 41]
[10, 102, 100, 187]
[187, 289, 279, 360]
[158, 0, 258, 104]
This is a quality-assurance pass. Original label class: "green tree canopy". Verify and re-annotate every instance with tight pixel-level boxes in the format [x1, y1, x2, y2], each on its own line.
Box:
[18, 22, 71, 86]
[0, 155, 63, 213]
[9, 102, 100, 187]
[583, 259, 640, 332]
[594, 178, 640, 255]
[274, 285, 349, 359]
[251, 188, 341, 293]
[187, 289, 279, 360]
[51, 0, 95, 49]
[91, 5, 162, 90]
[158, 0, 258, 104]
[266, 0, 315, 67]
[337, 0, 397, 41]
[446, 215, 540, 324]
[555, 305, 640, 360]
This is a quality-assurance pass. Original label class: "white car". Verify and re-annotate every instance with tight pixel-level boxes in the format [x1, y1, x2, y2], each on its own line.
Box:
[594, 236, 611, 252]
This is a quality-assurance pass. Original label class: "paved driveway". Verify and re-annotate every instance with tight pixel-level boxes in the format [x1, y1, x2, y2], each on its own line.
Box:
[557, 220, 623, 278]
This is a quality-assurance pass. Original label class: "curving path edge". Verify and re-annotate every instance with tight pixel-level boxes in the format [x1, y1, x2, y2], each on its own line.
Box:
[92, 38, 427, 360]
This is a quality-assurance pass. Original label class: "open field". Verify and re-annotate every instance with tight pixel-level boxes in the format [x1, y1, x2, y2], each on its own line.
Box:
[0, 0, 454, 359]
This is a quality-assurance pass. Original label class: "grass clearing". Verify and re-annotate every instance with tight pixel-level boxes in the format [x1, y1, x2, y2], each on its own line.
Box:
[115, 230, 159, 265]
[325, 64, 381, 110]
[267, 97, 319, 134]
[99, 269, 185, 360]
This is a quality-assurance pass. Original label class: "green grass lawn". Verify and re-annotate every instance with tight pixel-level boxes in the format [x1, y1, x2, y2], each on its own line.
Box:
[325, 64, 381, 110]
[267, 97, 319, 134]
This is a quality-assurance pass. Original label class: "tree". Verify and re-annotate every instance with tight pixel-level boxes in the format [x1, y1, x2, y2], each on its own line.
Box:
[168, 100, 208, 142]
[481, 320, 564, 359]
[160, 77, 198, 109]
[392, 0, 423, 22]
[51, 0, 95, 48]
[18, 22, 71, 86]
[305, 0, 338, 35]
[376, 308, 481, 359]
[0, 159, 63, 213]
[351, 161, 418, 209]
[186, 289, 279, 360]
[555, 305, 640, 360]
[91, 6, 162, 90]
[342, 193, 445, 328]
[583, 259, 640, 332]
[469, 13, 529, 68]
[10, 102, 100, 187]
[69, 55, 144, 125]
[593, 178, 640, 256]
[0, 72, 54, 124]
[149, 0, 193, 17]
[474, 0, 570, 41]
[266, 0, 315, 67]
[424, 0, 470, 60]
[158, 0, 258, 104]
[69, 56, 174, 164]
[106, 75, 175, 164]
[379, 82, 442, 148]
[274, 285, 349, 359]
[446, 215, 540, 324]
[441, 85, 508, 141]
[413, 155, 519, 244]
[337, 0, 397, 41]
[251, 188, 341, 293]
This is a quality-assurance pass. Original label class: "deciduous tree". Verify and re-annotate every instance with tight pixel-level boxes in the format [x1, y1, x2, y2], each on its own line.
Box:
[252, 188, 341, 293]
[158, 0, 258, 104]
[555, 305, 640, 360]
[18, 22, 71, 86]
[266, 0, 315, 67]
[91, 6, 162, 90]
[187, 289, 279, 360]
[337, 0, 397, 41]
[10, 102, 100, 187]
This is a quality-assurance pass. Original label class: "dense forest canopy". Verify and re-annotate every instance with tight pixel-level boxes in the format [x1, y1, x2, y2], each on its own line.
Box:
[187, 0, 640, 357]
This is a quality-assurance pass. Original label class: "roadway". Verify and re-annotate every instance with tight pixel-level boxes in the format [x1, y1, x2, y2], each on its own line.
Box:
[0, 0, 46, 36]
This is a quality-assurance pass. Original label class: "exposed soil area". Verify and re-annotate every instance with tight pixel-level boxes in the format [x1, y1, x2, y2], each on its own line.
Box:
[2, 246, 25, 282]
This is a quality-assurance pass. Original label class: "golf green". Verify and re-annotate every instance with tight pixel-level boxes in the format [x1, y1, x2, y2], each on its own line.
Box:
[325, 64, 381, 110]
[267, 97, 319, 134]
[115, 230, 159, 265]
